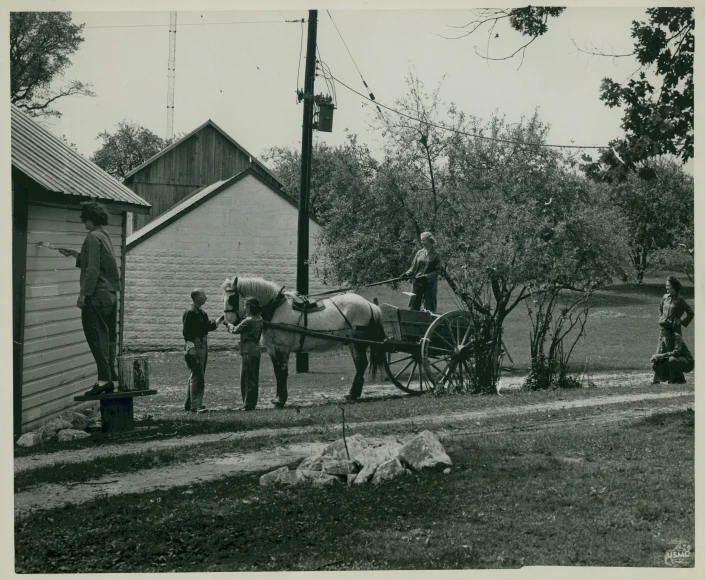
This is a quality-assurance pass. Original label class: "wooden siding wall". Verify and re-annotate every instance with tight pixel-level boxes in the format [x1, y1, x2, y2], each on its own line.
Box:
[129, 126, 254, 231]
[22, 204, 124, 431]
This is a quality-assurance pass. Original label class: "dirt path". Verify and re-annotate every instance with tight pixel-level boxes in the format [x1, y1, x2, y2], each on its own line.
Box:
[15, 388, 691, 475]
[15, 390, 692, 518]
[15, 391, 693, 473]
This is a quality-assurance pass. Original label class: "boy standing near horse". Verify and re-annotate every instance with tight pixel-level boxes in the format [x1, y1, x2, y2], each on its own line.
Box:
[183, 289, 224, 412]
[225, 297, 264, 411]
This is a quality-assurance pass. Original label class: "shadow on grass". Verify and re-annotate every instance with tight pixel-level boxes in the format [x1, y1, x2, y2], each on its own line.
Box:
[635, 407, 694, 429]
[604, 281, 693, 300]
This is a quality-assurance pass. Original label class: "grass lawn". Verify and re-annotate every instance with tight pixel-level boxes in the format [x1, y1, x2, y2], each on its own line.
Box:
[14, 408, 694, 572]
[357, 272, 694, 372]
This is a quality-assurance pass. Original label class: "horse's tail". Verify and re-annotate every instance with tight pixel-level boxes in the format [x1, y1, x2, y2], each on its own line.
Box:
[368, 307, 387, 380]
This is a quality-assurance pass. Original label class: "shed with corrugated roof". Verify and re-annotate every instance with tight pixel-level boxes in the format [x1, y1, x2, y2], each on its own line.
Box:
[11, 104, 151, 437]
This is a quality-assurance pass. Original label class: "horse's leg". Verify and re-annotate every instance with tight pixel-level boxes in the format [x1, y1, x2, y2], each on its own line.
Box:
[347, 343, 368, 401]
[270, 349, 290, 408]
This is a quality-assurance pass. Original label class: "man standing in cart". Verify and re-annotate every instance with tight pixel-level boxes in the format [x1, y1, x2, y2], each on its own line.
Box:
[404, 231, 441, 312]
[58, 201, 120, 395]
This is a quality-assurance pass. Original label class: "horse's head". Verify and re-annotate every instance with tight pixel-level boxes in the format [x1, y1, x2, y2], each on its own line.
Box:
[221, 276, 243, 325]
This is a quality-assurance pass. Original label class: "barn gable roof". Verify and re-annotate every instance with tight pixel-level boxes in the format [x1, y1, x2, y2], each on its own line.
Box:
[122, 119, 285, 188]
[126, 167, 319, 250]
[11, 104, 151, 212]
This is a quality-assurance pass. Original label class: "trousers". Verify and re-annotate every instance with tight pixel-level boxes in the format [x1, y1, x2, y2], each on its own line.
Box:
[81, 290, 118, 382]
[652, 356, 694, 383]
[240, 352, 261, 410]
[185, 336, 208, 411]
[407, 277, 438, 312]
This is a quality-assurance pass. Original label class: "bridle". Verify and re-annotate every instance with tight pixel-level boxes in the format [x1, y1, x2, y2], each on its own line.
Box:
[223, 284, 243, 325]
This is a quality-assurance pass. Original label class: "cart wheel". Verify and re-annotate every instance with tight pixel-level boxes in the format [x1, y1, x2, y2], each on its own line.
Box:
[421, 310, 475, 393]
[384, 350, 430, 395]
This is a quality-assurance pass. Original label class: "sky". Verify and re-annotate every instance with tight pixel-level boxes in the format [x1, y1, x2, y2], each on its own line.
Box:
[37, 6, 686, 170]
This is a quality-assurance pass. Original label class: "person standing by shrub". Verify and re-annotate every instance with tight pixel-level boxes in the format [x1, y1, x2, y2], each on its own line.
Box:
[659, 275, 694, 334]
[58, 201, 120, 395]
[182, 289, 224, 413]
[651, 320, 694, 384]
[225, 297, 264, 411]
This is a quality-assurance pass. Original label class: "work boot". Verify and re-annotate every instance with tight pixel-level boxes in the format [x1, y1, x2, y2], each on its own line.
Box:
[85, 382, 114, 396]
[270, 398, 285, 409]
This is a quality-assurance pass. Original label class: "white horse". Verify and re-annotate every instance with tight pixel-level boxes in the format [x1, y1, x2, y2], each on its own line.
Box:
[221, 276, 387, 407]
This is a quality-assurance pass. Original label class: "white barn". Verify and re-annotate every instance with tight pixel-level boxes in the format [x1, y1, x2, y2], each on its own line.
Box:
[124, 167, 324, 351]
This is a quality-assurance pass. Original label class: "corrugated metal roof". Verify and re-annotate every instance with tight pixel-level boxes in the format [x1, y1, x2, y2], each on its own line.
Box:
[122, 118, 285, 189]
[11, 104, 151, 209]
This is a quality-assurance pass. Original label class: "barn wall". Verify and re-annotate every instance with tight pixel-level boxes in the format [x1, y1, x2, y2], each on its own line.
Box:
[22, 204, 124, 431]
[124, 174, 323, 351]
[128, 126, 254, 231]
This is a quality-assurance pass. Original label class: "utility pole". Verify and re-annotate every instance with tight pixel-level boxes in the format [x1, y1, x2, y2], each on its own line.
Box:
[295, 10, 318, 374]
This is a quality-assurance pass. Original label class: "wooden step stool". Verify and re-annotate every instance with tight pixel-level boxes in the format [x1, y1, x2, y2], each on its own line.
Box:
[73, 354, 156, 434]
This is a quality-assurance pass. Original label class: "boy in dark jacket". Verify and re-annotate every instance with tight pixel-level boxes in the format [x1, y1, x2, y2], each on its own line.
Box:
[183, 289, 224, 412]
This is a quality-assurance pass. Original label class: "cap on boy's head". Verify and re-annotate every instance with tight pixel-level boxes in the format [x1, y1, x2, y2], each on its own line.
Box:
[245, 296, 262, 315]
[659, 321, 674, 331]
[191, 289, 204, 301]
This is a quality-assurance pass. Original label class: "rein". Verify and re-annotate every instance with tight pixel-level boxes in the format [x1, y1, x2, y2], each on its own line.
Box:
[308, 275, 411, 297]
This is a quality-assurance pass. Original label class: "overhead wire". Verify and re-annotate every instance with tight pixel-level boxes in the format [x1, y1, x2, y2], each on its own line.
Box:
[316, 45, 337, 105]
[330, 74, 608, 151]
[297, 18, 304, 101]
[326, 10, 384, 119]
[84, 20, 302, 29]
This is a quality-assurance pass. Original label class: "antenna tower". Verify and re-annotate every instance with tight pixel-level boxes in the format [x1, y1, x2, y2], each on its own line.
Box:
[166, 11, 177, 140]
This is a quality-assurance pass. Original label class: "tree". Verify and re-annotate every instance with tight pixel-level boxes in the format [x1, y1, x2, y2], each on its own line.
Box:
[454, 7, 694, 170]
[91, 122, 172, 181]
[608, 157, 693, 283]
[314, 76, 627, 393]
[10, 12, 95, 117]
[261, 140, 363, 221]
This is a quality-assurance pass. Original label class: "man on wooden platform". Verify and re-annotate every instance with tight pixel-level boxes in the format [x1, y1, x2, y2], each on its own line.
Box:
[59, 201, 120, 396]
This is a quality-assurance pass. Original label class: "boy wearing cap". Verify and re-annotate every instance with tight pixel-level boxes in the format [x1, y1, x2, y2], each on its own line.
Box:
[182, 289, 224, 412]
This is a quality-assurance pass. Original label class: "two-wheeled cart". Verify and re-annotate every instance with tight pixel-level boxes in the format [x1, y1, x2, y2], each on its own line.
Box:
[263, 304, 475, 395]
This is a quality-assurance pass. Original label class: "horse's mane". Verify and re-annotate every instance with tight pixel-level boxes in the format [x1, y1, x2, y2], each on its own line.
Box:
[221, 276, 282, 305]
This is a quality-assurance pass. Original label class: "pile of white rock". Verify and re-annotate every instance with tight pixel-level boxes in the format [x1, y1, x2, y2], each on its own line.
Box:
[16, 408, 100, 447]
[260, 431, 452, 488]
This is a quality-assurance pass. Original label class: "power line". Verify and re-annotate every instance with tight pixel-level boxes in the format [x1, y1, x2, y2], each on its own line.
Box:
[316, 46, 337, 105]
[296, 19, 304, 99]
[326, 11, 364, 82]
[326, 10, 384, 119]
[84, 20, 301, 29]
[330, 74, 608, 151]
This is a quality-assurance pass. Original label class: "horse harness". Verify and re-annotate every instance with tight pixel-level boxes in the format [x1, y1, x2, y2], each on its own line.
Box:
[295, 296, 376, 354]
[226, 284, 377, 353]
